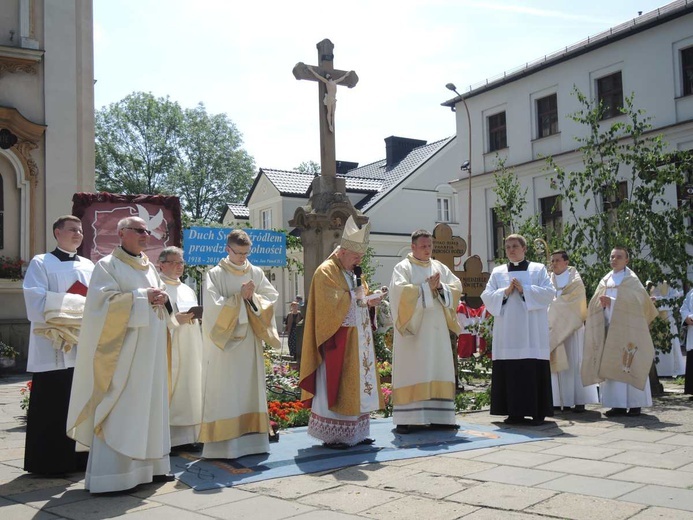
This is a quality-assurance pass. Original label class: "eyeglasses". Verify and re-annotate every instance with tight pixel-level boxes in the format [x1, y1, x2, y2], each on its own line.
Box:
[123, 227, 152, 235]
[227, 246, 250, 257]
[162, 260, 185, 266]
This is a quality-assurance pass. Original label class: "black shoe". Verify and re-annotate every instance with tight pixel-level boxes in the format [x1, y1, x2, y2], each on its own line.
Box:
[530, 417, 546, 426]
[430, 423, 460, 430]
[152, 474, 175, 483]
[357, 438, 375, 445]
[572, 405, 586, 413]
[322, 442, 350, 450]
[604, 408, 627, 417]
[503, 416, 526, 425]
[626, 408, 641, 416]
[395, 425, 411, 434]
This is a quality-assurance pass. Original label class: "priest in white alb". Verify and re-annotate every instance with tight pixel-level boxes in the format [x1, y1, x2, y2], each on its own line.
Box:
[158, 246, 202, 449]
[681, 289, 693, 398]
[23, 215, 94, 475]
[389, 229, 462, 434]
[481, 234, 555, 425]
[299, 216, 384, 449]
[582, 246, 658, 417]
[67, 217, 173, 493]
[199, 229, 280, 459]
[548, 250, 598, 412]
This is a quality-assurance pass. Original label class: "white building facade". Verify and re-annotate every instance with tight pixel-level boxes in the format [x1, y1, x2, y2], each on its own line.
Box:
[444, 1, 693, 271]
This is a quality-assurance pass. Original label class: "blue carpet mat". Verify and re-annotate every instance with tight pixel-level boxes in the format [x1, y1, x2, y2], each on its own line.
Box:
[172, 418, 548, 491]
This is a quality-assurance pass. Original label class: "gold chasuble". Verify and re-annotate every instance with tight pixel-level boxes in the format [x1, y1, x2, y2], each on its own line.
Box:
[582, 270, 658, 390]
[299, 255, 384, 417]
[548, 267, 587, 373]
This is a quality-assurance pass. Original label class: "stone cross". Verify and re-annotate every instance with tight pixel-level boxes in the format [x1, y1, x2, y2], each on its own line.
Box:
[293, 39, 358, 178]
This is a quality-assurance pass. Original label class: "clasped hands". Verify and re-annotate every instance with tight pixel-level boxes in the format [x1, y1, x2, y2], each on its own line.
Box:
[147, 287, 169, 307]
[599, 295, 612, 309]
[504, 278, 524, 297]
[241, 280, 255, 302]
[426, 272, 442, 295]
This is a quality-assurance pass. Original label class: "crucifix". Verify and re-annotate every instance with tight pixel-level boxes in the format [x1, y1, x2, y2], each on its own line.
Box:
[293, 39, 358, 178]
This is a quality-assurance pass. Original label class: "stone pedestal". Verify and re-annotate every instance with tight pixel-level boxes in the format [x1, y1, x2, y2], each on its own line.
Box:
[289, 175, 368, 300]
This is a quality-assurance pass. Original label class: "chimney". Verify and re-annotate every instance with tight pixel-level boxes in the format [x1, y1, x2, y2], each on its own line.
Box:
[385, 136, 427, 169]
[336, 161, 359, 175]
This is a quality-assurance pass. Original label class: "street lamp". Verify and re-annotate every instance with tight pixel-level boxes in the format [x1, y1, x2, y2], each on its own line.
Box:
[446, 82, 473, 256]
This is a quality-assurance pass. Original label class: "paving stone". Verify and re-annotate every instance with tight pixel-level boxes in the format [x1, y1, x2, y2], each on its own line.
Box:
[320, 464, 422, 488]
[501, 440, 564, 452]
[605, 449, 693, 469]
[655, 434, 693, 447]
[239, 473, 342, 499]
[609, 466, 693, 488]
[539, 443, 624, 460]
[297, 483, 404, 514]
[130, 479, 191, 499]
[459, 509, 552, 520]
[600, 439, 681, 454]
[360, 494, 477, 520]
[538, 474, 643, 498]
[447, 481, 556, 510]
[555, 424, 615, 438]
[472, 449, 561, 468]
[7, 482, 91, 509]
[628, 506, 693, 519]
[440, 446, 500, 459]
[402, 456, 497, 477]
[0, 471, 73, 496]
[46, 495, 161, 519]
[291, 510, 376, 519]
[381, 473, 476, 500]
[464, 465, 563, 486]
[0, 498, 60, 519]
[204, 495, 317, 519]
[115, 504, 217, 519]
[535, 456, 630, 477]
[149, 486, 256, 509]
[597, 429, 677, 443]
[620, 484, 693, 512]
[551, 435, 616, 446]
[527, 492, 646, 519]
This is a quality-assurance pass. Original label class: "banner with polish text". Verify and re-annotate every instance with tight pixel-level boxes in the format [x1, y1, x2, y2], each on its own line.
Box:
[183, 227, 286, 267]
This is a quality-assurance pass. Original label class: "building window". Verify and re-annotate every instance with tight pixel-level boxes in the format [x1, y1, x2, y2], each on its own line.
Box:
[490, 207, 508, 260]
[596, 72, 623, 119]
[540, 195, 562, 239]
[682, 47, 693, 97]
[536, 94, 558, 138]
[260, 209, 271, 229]
[488, 112, 507, 152]
[437, 196, 451, 222]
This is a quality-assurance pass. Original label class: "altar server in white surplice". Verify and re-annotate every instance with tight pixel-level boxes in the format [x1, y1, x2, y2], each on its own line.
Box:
[390, 229, 462, 434]
[158, 247, 202, 449]
[583, 247, 658, 418]
[23, 215, 94, 475]
[548, 250, 598, 412]
[199, 229, 280, 460]
[650, 281, 685, 377]
[67, 217, 173, 493]
[481, 234, 555, 426]
[681, 289, 693, 398]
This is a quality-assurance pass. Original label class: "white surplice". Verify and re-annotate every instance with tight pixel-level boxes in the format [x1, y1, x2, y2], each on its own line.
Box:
[389, 258, 461, 426]
[481, 262, 555, 361]
[67, 252, 170, 493]
[200, 260, 278, 459]
[163, 277, 203, 446]
[23, 252, 94, 372]
[682, 290, 693, 352]
[651, 284, 685, 377]
[599, 269, 652, 409]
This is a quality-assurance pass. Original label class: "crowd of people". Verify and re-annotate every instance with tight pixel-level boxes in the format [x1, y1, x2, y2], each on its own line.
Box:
[21, 216, 693, 493]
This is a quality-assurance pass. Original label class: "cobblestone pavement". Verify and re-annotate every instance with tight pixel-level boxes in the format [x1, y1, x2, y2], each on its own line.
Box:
[2, 373, 693, 519]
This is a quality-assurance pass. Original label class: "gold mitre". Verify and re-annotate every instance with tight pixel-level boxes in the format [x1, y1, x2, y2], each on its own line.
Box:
[340, 215, 370, 254]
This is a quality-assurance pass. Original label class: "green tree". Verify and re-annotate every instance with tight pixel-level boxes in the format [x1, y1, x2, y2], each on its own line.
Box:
[546, 88, 692, 294]
[172, 103, 255, 222]
[95, 92, 182, 195]
[294, 160, 320, 175]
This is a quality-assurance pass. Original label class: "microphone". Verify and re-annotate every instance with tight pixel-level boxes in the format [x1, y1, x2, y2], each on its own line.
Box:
[246, 297, 258, 312]
[354, 265, 362, 287]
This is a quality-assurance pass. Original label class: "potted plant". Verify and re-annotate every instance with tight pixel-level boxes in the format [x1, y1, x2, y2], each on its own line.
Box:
[0, 340, 18, 372]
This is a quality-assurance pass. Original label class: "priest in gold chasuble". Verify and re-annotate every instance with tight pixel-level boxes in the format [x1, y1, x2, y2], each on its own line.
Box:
[389, 229, 462, 433]
[299, 216, 384, 449]
[199, 230, 280, 459]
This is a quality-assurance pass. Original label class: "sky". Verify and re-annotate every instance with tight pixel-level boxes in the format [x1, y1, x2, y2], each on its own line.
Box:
[93, 0, 672, 172]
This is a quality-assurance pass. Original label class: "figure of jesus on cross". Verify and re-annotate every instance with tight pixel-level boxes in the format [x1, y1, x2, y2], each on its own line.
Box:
[293, 39, 358, 178]
[307, 67, 352, 133]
